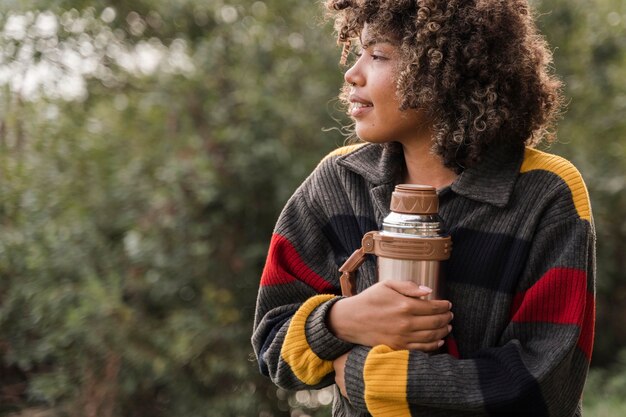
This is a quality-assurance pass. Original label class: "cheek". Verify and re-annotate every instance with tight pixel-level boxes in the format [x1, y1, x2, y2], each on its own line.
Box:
[376, 87, 401, 113]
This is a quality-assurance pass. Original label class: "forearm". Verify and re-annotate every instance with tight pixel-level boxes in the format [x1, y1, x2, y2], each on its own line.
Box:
[341, 234, 594, 416]
[344, 339, 588, 416]
[253, 294, 353, 390]
[252, 172, 358, 389]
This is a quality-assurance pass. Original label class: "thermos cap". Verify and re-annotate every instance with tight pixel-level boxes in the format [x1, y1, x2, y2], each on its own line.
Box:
[390, 184, 439, 215]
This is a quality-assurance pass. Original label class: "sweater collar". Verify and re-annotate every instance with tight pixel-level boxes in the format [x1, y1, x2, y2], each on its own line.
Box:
[450, 142, 524, 207]
[336, 142, 404, 185]
[336, 141, 525, 208]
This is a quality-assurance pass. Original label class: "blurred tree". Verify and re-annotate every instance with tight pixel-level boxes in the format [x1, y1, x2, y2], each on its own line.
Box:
[0, 0, 624, 416]
[0, 1, 345, 416]
[533, 0, 626, 367]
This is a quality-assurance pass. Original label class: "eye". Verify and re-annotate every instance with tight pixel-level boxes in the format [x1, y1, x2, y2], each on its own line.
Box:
[370, 52, 388, 61]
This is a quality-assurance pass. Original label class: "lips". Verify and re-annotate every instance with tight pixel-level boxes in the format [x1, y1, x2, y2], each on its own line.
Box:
[349, 94, 373, 117]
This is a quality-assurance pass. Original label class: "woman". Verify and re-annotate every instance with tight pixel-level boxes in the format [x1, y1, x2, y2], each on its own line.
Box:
[252, 1, 595, 416]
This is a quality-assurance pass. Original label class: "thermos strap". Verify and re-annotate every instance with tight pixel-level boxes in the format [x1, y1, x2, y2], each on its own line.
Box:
[338, 247, 366, 297]
[338, 231, 376, 296]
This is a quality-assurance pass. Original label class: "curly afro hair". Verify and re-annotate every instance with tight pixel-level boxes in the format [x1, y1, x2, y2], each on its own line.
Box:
[326, 0, 564, 172]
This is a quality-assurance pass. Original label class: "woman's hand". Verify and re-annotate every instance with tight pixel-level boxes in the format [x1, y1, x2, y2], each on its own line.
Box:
[328, 280, 453, 351]
[333, 352, 350, 398]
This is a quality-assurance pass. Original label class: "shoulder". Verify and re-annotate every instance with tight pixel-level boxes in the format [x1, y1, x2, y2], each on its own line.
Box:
[292, 143, 369, 203]
[314, 142, 399, 187]
[308, 142, 371, 183]
[320, 143, 368, 162]
[519, 147, 592, 223]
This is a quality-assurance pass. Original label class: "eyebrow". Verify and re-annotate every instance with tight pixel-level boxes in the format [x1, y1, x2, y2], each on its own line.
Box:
[359, 36, 394, 49]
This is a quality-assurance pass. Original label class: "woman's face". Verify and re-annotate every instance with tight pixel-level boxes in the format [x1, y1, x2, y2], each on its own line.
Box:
[344, 25, 431, 146]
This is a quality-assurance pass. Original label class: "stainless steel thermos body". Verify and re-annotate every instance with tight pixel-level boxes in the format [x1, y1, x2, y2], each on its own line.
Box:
[370, 185, 451, 300]
[339, 185, 452, 299]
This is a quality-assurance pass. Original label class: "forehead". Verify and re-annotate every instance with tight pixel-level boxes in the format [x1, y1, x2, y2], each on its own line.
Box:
[359, 23, 395, 47]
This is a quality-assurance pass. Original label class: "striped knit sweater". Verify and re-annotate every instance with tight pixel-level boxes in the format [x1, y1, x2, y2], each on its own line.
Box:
[252, 141, 595, 417]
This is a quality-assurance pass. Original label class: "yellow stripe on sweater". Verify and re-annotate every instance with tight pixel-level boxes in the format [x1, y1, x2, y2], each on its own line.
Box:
[280, 294, 335, 385]
[520, 147, 592, 222]
[321, 143, 367, 162]
[364, 345, 411, 417]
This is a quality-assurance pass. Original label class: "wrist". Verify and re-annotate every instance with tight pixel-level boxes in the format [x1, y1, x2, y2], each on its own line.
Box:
[306, 296, 353, 359]
[327, 297, 356, 343]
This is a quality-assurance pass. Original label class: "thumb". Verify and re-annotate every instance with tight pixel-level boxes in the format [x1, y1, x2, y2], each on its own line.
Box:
[383, 280, 433, 298]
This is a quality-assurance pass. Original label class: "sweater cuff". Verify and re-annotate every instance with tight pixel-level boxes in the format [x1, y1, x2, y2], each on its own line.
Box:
[347, 345, 412, 416]
[305, 296, 354, 360]
[344, 345, 369, 411]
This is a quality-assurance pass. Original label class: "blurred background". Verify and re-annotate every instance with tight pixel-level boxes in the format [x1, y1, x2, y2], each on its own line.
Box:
[0, 0, 623, 416]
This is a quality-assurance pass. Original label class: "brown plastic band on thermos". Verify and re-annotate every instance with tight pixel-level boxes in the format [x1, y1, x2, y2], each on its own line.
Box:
[363, 232, 452, 261]
[338, 231, 452, 296]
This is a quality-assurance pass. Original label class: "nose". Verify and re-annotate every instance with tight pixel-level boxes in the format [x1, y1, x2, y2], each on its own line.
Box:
[344, 57, 364, 87]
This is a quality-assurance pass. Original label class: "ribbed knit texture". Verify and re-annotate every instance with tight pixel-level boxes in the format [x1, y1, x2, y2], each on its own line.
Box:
[279, 294, 336, 385]
[362, 345, 411, 416]
[251, 142, 595, 416]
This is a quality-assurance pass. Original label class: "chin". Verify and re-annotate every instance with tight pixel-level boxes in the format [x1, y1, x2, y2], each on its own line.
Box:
[355, 128, 388, 144]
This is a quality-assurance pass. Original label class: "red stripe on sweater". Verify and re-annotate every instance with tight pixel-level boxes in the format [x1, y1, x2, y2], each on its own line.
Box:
[260, 233, 334, 293]
[510, 267, 594, 360]
[577, 291, 595, 360]
[510, 267, 587, 325]
[445, 335, 460, 359]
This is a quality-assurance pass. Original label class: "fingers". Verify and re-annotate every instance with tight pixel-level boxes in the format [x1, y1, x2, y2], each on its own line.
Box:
[333, 353, 349, 397]
[331, 280, 454, 350]
[417, 299, 453, 315]
[383, 281, 452, 315]
[395, 324, 452, 351]
[390, 326, 451, 351]
[406, 340, 446, 352]
[414, 324, 452, 341]
[408, 312, 454, 331]
[384, 279, 433, 298]
[396, 298, 453, 318]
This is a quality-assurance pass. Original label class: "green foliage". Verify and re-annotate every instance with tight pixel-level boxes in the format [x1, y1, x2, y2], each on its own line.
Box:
[0, 0, 625, 415]
[0, 1, 344, 415]
[534, 0, 626, 367]
[584, 354, 626, 417]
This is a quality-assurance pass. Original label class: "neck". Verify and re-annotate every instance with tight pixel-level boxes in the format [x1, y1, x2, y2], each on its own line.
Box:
[401, 140, 458, 190]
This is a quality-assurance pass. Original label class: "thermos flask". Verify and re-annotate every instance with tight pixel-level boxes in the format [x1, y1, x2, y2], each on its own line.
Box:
[339, 184, 452, 300]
